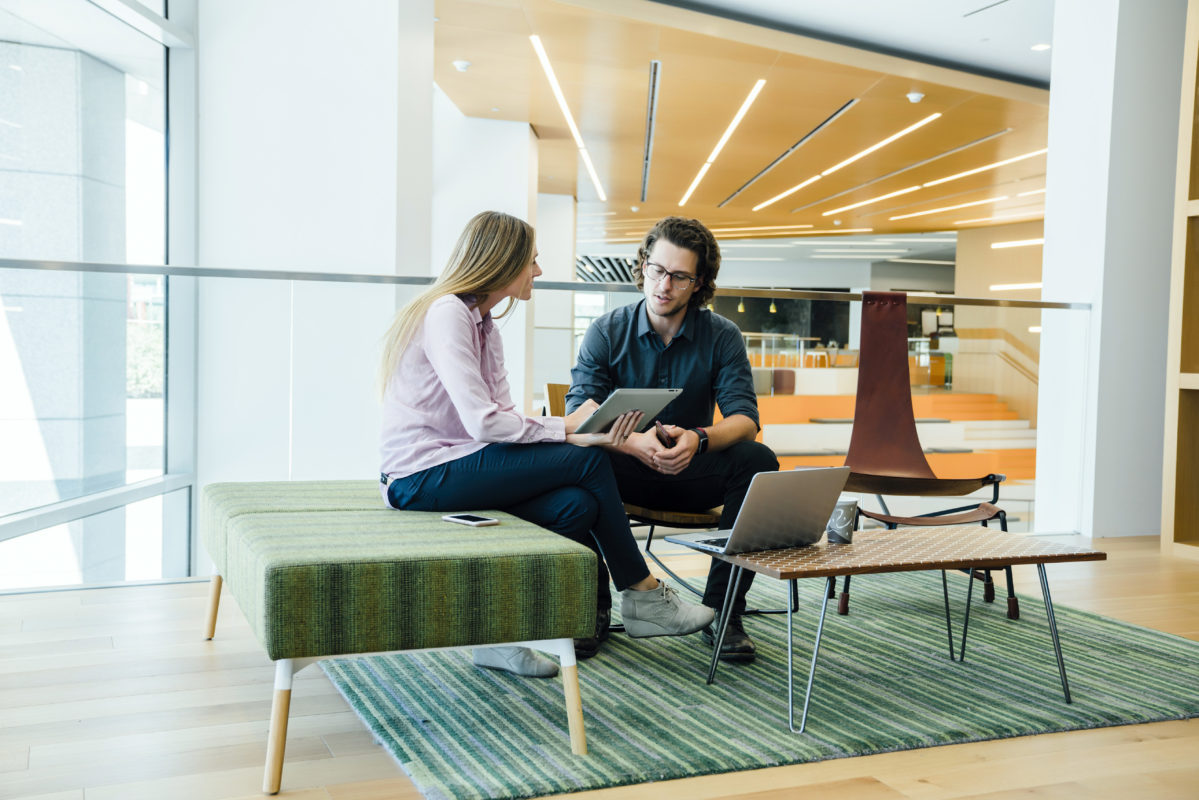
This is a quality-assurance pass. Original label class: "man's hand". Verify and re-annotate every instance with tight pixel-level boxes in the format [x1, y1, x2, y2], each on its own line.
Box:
[621, 428, 670, 467]
[651, 424, 699, 475]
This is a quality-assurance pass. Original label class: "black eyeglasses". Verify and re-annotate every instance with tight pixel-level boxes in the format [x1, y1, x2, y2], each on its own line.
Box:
[643, 261, 699, 289]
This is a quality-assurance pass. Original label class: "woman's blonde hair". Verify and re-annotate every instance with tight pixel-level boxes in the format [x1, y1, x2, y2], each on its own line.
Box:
[378, 210, 535, 393]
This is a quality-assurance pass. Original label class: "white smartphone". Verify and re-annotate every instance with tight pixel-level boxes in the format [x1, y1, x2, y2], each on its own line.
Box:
[441, 513, 499, 527]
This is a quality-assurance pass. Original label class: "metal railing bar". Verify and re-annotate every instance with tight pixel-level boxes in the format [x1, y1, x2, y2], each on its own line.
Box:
[0, 258, 1091, 310]
[0, 474, 194, 544]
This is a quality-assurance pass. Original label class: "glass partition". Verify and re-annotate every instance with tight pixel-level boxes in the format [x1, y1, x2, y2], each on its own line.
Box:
[0, 266, 1086, 590]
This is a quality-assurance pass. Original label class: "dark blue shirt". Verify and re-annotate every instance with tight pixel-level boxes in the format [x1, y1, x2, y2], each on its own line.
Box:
[566, 300, 760, 430]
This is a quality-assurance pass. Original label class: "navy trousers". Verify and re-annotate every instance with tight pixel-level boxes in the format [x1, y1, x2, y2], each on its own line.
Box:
[386, 442, 650, 609]
[608, 440, 779, 616]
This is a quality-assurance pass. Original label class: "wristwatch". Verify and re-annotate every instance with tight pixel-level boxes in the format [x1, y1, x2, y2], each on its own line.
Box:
[691, 427, 709, 455]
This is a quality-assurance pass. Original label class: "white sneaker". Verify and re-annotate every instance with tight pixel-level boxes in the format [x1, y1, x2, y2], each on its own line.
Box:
[472, 646, 559, 678]
[621, 580, 716, 638]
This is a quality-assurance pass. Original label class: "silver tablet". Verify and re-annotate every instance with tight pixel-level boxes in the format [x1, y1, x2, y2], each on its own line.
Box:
[574, 388, 683, 434]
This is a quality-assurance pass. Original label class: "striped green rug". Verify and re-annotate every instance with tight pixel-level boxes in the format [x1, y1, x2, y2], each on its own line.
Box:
[321, 571, 1199, 800]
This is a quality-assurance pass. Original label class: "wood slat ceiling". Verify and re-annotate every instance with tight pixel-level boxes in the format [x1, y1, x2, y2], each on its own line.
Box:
[434, 0, 1049, 239]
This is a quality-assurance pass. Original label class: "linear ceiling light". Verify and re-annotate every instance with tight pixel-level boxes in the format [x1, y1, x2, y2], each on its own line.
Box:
[714, 228, 872, 239]
[889, 258, 956, 265]
[820, 112, 942, 177]
[814, 249, 905, 254]
[721, 98, 858, 208]
[752, 175, 822, 212]
[922, 148, 1047, 188]
[991, 238, 1044, 249]
[890, 196, 1008, 221]
[530, 35, 608, 202]
[875, 238, 957, 243]
[1017, 188, 1046, 197]
[810, 254, 898, 260]
[789, 128, 1011, 214]
[821, 185, 922, 216]
[1029, 326, 1043, 332]
[955, 210, 1043, 225]
[710, 223, 814, 233]
[679, 78, 766, 206]
[640, 60, 661, 203]
[990, 282, 1043, 291]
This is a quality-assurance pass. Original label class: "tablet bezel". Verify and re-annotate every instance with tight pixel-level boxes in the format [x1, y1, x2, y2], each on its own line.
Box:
[573, 388, 683, 434]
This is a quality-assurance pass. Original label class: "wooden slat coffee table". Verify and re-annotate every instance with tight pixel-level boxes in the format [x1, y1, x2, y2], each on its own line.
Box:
[706, 525, 1107, 732]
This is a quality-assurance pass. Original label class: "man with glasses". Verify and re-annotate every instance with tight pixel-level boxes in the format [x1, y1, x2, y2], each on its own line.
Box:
[566, 216, 778, 662]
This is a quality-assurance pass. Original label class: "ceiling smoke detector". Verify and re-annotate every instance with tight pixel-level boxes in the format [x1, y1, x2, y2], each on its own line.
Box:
[906, 91, 925, 104]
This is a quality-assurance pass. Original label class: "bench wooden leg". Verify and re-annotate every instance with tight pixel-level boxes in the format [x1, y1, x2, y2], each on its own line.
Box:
[205, 572, 223, 640]
[264, 659, 294, 794]
[543, 638, 586, 755]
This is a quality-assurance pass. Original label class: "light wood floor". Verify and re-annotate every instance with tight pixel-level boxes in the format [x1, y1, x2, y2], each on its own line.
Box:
[1, 536, 1196, 800]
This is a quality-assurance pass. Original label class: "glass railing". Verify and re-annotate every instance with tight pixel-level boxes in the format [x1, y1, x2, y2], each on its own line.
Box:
[0, 262, 1089, 589]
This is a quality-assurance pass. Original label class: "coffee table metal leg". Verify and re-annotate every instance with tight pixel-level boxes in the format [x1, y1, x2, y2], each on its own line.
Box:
[941, 570, 955, 661]
[707, 565, 743, 685]
[959, 565, 976, 662]
[1037, 563, 1072, 703]
[795, 576, 836, 733]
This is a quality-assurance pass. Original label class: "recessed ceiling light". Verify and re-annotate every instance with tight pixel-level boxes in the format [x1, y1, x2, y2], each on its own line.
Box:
[680, 79, 767, 206]
[1029, 326, 1042, 333]
[1031, 43, 1051, 51]
[890, 196, 1008, 221]
[820, 113, 942, 177]
[889, 258, 956, 265]
[452, 59, 471, 72]
[0, 217, 23, 226]
[922, 148, 1048, 188]
[529, 35, 607, 202]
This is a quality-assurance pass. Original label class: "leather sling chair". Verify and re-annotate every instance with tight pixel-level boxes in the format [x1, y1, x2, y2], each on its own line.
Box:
[837, 291, 1018, 620]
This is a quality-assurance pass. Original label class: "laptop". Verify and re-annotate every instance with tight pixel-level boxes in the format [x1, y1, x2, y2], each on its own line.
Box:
[664, 467, 851, 555]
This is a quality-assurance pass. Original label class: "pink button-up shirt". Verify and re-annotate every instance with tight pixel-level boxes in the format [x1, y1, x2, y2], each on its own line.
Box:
[380, 294, 565, 485]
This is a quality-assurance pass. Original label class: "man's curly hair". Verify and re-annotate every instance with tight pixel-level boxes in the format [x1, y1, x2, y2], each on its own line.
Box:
[634, 216, 720, 308]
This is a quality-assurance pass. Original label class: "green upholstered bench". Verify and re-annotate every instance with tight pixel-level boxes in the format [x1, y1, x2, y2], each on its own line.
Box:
[199, 480, 596, 794]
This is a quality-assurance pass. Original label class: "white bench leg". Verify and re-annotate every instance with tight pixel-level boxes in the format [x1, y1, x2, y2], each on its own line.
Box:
[540, 638, 586, 755]
[204, 571, 222, 640]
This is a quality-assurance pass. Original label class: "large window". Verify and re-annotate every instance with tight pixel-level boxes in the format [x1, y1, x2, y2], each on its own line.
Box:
[0, 1, 177, 589]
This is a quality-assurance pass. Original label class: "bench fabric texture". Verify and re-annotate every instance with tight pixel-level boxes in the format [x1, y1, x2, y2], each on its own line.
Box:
[199, 480, 596, 660]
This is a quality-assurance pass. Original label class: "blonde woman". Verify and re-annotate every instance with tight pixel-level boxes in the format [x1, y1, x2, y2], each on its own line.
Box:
[379, 211, 714, 677]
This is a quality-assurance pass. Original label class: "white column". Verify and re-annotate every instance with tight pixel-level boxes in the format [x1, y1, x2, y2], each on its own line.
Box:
[1036, 0, 1186, 536]
[533, 193, 577, 410]
[397, 1, 434, 275]
[195, 0, 405, 485]
[430, 86, 539, 412]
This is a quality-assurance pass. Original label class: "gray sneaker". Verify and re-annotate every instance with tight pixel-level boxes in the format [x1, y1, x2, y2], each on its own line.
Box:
[472, 646, 559, 678]
[621, 581, 716, 638]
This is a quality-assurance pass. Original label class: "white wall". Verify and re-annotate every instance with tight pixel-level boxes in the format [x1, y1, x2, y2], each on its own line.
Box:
[1036, 0, 1185, 536]
[195, 0, 409, 489]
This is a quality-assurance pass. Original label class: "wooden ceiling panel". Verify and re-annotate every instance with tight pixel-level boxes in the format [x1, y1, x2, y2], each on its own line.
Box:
[435, 0, 1050, 236]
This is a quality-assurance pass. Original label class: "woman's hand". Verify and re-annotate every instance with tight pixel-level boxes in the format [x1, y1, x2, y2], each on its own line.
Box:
[563, 398, 600, 435]
[566, 410, 643, 448]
